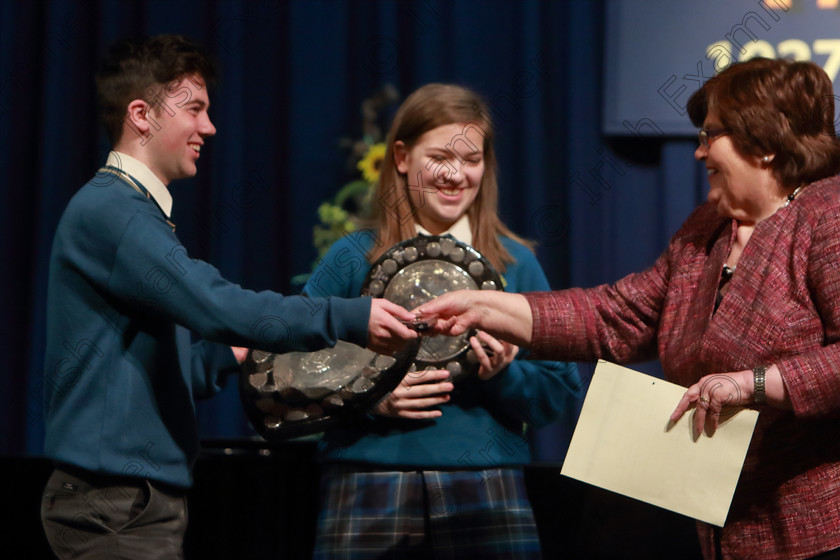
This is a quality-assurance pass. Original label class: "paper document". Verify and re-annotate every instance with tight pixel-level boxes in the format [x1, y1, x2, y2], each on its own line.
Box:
[561, 360, 758, 527]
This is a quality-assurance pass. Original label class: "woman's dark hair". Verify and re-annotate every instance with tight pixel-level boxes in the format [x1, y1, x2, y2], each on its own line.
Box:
[687, 57, 840, 188]
[96, 34, 216, 144]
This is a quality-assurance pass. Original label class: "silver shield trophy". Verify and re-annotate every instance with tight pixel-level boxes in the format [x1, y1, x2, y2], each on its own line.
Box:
[240, 338, 420, 441]
[239, 234, 499, 441]
[362, 234, 503, 381]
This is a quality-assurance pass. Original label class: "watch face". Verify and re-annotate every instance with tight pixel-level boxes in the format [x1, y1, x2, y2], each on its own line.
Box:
[362, 234, 502, 381]
[240, 339, 419, 441]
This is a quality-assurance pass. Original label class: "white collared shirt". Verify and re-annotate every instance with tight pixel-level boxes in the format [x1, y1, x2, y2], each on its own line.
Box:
[106, 151, 173, 218]
[415, 214, 473, 246]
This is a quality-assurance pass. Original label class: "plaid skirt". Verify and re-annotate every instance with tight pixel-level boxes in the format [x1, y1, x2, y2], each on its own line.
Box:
[312, 466, 542, 560]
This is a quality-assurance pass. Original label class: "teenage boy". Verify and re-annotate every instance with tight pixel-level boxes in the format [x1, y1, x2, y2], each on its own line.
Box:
[40, 34, 416, 559]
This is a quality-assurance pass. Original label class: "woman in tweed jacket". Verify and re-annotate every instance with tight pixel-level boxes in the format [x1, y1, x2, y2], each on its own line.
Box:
[417, 58, 840, 560]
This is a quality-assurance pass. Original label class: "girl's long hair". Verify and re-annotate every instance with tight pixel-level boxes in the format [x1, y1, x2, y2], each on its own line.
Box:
[368, 83, 533, 273]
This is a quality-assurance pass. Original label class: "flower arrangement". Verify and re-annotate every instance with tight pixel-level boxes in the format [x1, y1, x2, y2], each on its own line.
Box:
[311, 141, 386, 261]
[293, 85, 399, 286]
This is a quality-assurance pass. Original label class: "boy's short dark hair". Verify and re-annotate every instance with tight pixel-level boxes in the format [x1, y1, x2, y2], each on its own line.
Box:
[96, 34, 216, 144]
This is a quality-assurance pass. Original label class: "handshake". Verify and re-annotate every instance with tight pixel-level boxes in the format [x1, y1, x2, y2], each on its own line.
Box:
[367, 289, 532, 355]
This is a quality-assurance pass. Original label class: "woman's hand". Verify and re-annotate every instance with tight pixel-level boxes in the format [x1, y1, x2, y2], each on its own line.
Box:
[415, 291, 481, 337]
[414, 291, 533, 346]
[470, 330, 518, 380]
[373, 369, 454, 419]
[670, 370, 752, 439]
[670, 364, 791, 439]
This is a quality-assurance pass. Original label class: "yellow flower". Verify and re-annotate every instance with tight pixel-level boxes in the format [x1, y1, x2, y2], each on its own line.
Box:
[357, 143, 387, 184]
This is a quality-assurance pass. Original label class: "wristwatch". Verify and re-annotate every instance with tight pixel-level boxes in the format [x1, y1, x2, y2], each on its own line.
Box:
[753, 365, 767, 405]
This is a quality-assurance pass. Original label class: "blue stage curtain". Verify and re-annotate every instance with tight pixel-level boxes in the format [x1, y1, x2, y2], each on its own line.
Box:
[1, 0, 707, 461]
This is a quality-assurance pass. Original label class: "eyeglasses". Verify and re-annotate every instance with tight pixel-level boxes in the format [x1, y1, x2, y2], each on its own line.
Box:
[697, 127, 731, 149]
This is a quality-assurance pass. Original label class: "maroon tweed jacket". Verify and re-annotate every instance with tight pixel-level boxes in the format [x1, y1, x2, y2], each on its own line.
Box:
[526, 175, 840, 560]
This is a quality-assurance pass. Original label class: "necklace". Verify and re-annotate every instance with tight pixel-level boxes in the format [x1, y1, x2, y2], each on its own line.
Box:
[723, 185, 804, 282]
[784, 185, 805, 207]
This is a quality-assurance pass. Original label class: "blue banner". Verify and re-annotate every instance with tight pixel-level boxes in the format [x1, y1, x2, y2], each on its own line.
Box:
[604, 0, 840, 135]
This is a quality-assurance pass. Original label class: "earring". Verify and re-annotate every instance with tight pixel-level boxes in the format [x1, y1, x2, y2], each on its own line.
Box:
[762, 155, 771, 163]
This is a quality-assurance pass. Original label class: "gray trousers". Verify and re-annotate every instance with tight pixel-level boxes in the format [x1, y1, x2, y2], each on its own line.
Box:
[41, 465, 188, 560]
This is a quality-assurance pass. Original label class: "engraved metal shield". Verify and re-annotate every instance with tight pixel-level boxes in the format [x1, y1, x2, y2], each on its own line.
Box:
[239, 338, 419, 441]
[362, 234, 503, 381]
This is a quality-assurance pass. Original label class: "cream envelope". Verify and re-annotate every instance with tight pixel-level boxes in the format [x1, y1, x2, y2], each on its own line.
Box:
[561, 360, 758, 527]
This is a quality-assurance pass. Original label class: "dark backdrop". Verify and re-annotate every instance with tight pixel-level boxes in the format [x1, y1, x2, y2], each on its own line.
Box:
[0, 0, 705, 463]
